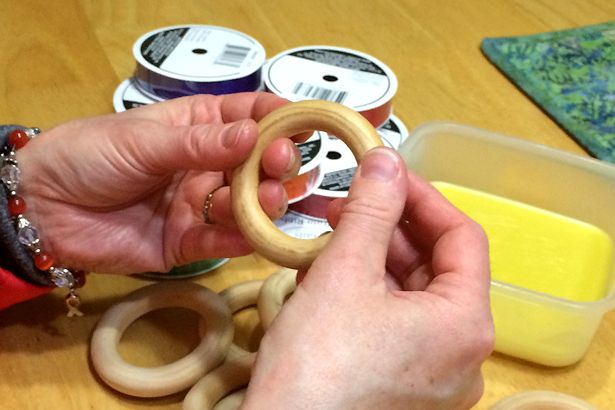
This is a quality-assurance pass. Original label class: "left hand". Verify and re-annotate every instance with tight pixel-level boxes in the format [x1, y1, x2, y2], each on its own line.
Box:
[17, 92, 300, 274]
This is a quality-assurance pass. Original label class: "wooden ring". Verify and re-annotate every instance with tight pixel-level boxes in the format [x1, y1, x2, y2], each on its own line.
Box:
[200, 280, 264, 357]
[188, 281, 262, 409]
[490, 390, 597, 410]
[257, 268, 297, 330]
[231, 100, 383, 269]
[90, 281, 234, 398]
[213, 389, 246, 410]
[183, 350, 254, 410]
[220, 280, 263, 314]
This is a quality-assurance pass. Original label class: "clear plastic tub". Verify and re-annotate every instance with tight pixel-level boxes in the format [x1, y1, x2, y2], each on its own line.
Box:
[398, 122, 615, 366]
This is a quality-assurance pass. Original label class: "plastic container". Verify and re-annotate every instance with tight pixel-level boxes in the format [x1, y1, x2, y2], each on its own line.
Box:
[399, 122, 615, 366]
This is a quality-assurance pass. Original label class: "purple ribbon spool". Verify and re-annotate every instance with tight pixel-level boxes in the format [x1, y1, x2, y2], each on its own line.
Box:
[133, 25, 266, 100]
[135, 63, 263, 99]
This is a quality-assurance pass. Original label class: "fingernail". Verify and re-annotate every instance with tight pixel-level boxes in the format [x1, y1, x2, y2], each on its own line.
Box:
[360, 148, 400, 181]
[278, 183, 289, 215]
[284, 143, 299, 174]
[222, 121, 245, 149]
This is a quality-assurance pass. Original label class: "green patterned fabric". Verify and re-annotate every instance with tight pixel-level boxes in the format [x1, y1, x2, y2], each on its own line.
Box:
[481, 21, 615, 163]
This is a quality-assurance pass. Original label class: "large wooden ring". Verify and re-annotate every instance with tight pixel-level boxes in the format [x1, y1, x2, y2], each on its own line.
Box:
[183, 350, 254, 410]
[257, 268, 298, 330]
[231, 100, 383, 269]
[90, 281, 234, 398]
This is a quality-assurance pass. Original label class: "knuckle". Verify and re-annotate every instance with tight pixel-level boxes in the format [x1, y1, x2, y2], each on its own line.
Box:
[474, 324, 496, 359]
[188, 94, 221, 122]
[460, 321, 496, 365]
[461, 215, 488, 242]
[343, 194, 395, 224]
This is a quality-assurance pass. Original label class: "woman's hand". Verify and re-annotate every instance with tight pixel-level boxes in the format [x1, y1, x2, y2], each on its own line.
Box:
[245, 147, 494, 409]
[18, 92, 300, 274]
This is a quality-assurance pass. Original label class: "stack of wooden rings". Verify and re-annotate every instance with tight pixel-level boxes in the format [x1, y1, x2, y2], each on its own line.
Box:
[90, 268, 297, 408]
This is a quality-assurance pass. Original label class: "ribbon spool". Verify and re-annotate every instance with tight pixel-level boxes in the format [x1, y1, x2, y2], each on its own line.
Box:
[288, 114, 409, 220]
[231, 100, 383, 269]
[113, 78, 157, 112]
[274, 209, 330, 240]
[263, 45, 398, 128]
[133, 25, 266, 100]
[140, 258, 230, 280]
[283, 131, 328, 204]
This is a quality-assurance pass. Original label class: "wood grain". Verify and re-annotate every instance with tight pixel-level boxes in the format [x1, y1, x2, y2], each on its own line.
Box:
[1, 1, 614, 408]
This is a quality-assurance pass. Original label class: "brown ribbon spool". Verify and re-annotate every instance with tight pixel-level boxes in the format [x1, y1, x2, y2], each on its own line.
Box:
[231, 100, 383, 269]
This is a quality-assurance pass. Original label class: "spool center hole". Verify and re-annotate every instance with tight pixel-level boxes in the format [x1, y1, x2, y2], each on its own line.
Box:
[323, 75, 338, 82]
[327, 151, 342, 160]
[192, 48, 208, 55]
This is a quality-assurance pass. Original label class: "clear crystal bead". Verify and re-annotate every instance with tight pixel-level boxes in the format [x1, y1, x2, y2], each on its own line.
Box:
[50, 268, 74, 288]
[17, 219, 39, 247]
[17, 217, 30, 229]
[25, 128, 39, 138]
[0, 164, 20, 191]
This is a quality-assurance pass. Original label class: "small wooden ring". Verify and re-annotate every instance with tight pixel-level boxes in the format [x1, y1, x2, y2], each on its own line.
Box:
[220, 280, 264, 314]
[90, 281, 234, 398]
[200, 280, 264, 357]
[231, 100, 383, 269]
[490, 390, 597, 410]
[257, 268, 297, 330]
[213, 389, 246, 410]
[183, 350, 254, 410]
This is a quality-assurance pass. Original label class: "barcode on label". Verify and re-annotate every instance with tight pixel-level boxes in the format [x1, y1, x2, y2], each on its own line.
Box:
[292, 82, 348, 103]
[215, 44, 251, 67]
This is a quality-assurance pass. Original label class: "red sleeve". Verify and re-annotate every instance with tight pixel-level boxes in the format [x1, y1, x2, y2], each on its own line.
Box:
[0, 267, 53, 310]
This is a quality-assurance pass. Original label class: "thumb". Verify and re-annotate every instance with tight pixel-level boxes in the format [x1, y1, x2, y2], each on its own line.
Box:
[313, 147, 407, 281]
[134, 119, 259, 173]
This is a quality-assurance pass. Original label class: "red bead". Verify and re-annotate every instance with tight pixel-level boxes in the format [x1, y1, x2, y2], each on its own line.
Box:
[7, 195, 26, 216]
[73, 270, 87, 288]
[34, 252, 54, 271]
[8, 129, 29, 149]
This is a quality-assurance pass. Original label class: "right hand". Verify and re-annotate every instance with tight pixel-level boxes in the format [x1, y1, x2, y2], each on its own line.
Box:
[244, 147, 494, 409]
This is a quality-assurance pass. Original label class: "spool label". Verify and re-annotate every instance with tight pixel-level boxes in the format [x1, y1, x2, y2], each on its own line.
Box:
[264, 46, 397, 112]
[314, 115, 409, 197]
[135, 25, 266, 81]
[283, 132, 327, 204]
[113, 79, 157, 112]
[296, 131, 328, 174]
[274, 210, 330, 239]
[379, 115, 407, 149]
[319, 164, 355, 193]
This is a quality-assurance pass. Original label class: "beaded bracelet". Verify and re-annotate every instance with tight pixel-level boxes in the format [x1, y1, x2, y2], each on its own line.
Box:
[1, 128, 85, 317]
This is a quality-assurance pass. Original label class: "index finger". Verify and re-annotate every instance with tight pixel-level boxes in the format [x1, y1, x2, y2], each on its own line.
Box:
[123, 92, 310, 141]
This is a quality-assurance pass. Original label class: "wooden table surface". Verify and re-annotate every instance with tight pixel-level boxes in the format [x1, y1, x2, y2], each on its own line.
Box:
[1, 1, 614, 408]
